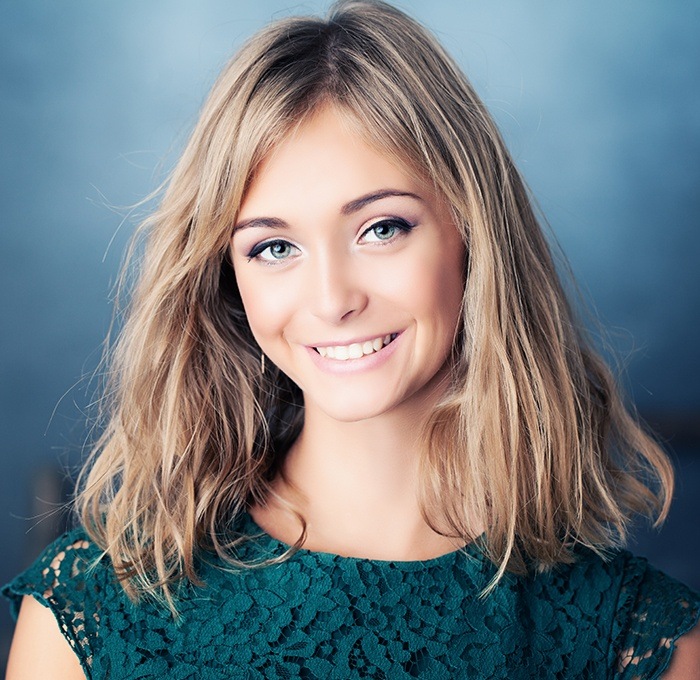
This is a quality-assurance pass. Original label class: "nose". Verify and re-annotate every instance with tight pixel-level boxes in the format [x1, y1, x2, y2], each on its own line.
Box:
[306, 249, 368, 325]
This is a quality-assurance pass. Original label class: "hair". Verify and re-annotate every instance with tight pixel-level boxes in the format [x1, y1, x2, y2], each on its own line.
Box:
[78, 0, 673, 607]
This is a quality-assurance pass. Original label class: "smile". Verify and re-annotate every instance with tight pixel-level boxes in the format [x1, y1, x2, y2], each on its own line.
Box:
[314, 333, 398, 360]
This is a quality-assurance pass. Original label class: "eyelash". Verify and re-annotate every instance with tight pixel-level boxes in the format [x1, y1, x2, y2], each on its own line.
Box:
[245, 217, 416, 264]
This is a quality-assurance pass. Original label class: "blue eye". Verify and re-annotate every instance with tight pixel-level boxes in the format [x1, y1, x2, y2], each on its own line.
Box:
[362, 218, 415, 243]
[247, 239, 298, 263]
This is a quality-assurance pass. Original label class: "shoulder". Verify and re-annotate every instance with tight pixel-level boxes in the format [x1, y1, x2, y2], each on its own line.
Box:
[524, 548, 699, 677]
[589, 549, 699, 678]
[2, 527, 111, 678]
[3, 527, 106, 619]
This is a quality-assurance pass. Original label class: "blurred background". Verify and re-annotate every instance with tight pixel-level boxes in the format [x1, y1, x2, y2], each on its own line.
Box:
[1, 0, 698, 670]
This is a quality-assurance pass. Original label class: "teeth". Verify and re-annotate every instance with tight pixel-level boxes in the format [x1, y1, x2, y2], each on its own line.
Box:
[316, 333, 397, 360]
[348, 344, 363, 359]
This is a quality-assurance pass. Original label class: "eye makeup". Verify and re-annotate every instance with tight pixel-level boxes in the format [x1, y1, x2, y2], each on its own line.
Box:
[246, 239, 300, 263]
[361, 217, 415, 243]
[244, 216, 417, 265]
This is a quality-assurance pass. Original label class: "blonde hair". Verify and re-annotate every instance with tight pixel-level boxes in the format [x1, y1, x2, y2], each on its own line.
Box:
[78, 0, 673, 605]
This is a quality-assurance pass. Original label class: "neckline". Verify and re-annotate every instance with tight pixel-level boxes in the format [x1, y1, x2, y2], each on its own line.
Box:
[239, 510, 485, 570]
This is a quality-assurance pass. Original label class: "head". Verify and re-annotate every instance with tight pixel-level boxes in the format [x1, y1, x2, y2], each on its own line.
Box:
[148, 0, 557, 451]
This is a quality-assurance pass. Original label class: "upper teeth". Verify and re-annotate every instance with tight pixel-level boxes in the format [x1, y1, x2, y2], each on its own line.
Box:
[316, 333, 396, 360]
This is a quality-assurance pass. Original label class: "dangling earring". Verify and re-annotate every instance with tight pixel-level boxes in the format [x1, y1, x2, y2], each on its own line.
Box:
[260, 352, 266, 375]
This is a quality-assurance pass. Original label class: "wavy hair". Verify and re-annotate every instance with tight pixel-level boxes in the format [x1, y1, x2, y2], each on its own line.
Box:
[78, 0, 673, 606]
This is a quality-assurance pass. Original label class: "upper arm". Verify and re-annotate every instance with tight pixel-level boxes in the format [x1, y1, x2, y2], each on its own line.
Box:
[661, 622, 700, 679]
[6, 595, 86, 680]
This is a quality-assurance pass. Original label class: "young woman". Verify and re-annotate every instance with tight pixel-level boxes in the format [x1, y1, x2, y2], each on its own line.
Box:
[5, 1, 699, 677]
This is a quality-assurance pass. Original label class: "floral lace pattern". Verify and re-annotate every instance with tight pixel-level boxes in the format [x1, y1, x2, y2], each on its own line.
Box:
[4, 513, 699, 679]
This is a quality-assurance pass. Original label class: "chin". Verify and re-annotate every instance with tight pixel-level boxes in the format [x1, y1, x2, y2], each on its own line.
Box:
[309, 395, 401, 424]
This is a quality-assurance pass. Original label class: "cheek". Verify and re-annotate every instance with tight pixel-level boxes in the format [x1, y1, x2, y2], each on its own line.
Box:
[234, 269, 293, 344]
[438, 247, 467, 322]
[427, 270, 463, 345]
[385, 239, 464, 328]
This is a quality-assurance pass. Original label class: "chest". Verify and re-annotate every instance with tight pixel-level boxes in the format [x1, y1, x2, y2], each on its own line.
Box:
[90, 557, 618, 679]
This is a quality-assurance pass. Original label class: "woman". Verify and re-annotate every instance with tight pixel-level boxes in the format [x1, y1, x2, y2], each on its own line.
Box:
[4, 1, 699, 677]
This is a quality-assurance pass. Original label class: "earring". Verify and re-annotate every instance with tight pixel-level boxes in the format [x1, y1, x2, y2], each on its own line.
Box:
[260, 352, 266, 374]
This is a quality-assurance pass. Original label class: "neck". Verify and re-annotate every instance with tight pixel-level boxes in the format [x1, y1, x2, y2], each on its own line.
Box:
[252, 380, 466, 560]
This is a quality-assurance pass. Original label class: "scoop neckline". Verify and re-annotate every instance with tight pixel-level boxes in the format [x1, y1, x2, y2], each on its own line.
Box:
[239, 510, 484, 569]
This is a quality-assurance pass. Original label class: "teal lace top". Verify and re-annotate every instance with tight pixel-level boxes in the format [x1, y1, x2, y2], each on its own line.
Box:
[3, 512, 699, 679]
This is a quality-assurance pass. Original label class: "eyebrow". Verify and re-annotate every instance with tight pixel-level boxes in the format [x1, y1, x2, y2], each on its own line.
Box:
[232, 189, 422, 233]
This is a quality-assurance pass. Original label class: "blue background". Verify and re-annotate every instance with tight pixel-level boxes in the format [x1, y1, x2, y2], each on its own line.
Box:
[1, 1, 698, 668]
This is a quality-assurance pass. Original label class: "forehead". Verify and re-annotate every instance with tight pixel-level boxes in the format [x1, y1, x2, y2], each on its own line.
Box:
[238, 106, 433, 220]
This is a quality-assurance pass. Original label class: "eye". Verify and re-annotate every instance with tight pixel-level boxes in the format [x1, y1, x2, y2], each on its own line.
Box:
[361, 217, 415, 244]
[246, 239, 299, 264]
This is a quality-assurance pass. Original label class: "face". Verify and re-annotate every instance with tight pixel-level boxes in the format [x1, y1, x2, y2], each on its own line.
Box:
[230, 107, 466, 424]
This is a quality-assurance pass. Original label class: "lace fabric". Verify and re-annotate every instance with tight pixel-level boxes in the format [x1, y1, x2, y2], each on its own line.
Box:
[4, 513, 699, 679]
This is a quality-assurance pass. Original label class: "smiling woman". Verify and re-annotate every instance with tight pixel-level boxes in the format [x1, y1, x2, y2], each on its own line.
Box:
[3, 0, 699, 678]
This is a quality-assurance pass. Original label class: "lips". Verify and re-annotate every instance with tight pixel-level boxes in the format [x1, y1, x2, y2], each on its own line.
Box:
[305, 330, 403, 374]
[313, 333, 398, 360]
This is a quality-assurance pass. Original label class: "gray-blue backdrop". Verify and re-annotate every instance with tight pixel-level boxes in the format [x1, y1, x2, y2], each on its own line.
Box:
[1, 0, 699, 666]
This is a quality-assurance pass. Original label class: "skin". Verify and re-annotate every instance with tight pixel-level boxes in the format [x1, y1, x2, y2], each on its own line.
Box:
[661, 624, 700, 678]
[6, 105, 698, 676]
[230, 105, 469, 561]
[7, 596, 85, 679]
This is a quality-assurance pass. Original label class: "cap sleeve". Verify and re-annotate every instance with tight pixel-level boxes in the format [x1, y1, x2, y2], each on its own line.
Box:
[2, 528, 106, 678]
[612, 554, 700, 678]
